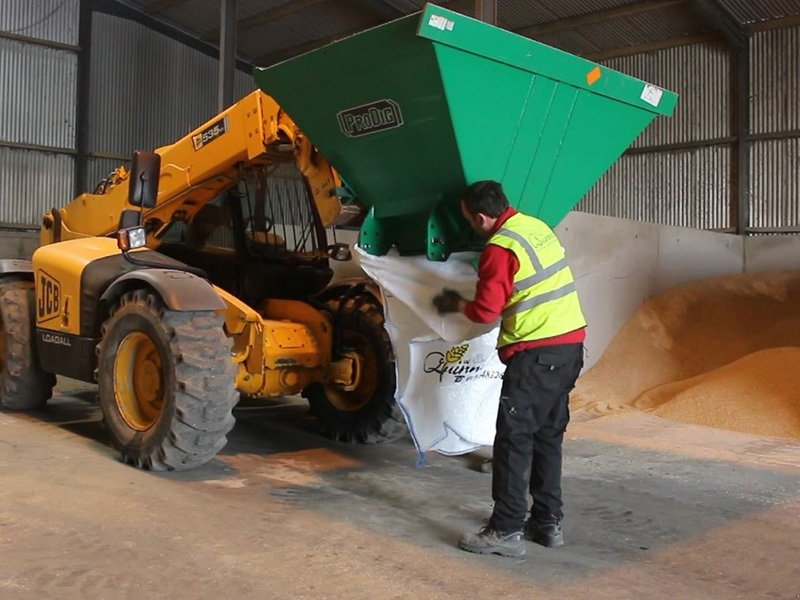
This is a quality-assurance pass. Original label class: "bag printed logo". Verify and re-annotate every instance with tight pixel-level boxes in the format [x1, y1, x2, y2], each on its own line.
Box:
[423, 342, 504, 383]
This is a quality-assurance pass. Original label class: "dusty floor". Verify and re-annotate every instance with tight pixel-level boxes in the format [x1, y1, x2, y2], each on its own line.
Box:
[1, 379, 799, 599]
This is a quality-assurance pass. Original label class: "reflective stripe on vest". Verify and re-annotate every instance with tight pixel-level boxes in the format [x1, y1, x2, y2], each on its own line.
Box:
[502, 281, 577, 318]
[489, 213, 586, 347]
[494, 226, 570, 291]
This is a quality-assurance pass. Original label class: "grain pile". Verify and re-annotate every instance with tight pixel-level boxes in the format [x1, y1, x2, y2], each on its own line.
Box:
[571, 271, 800, 439]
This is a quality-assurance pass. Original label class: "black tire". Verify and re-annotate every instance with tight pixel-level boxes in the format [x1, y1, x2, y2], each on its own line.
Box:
[97, 289, 238, 471]
[304, 296, 405, 443]
[0, 278, 56, 410]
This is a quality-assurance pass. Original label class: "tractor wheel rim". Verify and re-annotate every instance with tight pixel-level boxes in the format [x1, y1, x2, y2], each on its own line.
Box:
[328, 331, 378, 412]
[114, 331, 164, 431]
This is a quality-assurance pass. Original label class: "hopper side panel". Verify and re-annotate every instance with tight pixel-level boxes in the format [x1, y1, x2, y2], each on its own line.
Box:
[417, 3, 678, 117]
[529, 94, 658, 226]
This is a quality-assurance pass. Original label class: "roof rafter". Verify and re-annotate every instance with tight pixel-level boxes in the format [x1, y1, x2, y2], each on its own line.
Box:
[145, 0, 191, 14]
[349, 0, 404, 20]
[202, 0, 326, 41]
[586, 31, 722, 61]
[690, 0, 748, 47]
[748, 13, 800, 31]
[516, 0, 688, 37]
[254, 24, 369, 66]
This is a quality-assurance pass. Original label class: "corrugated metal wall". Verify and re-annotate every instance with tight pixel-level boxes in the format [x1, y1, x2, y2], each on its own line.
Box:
[0, 39, 77, 150]
[749, 26, 800, 231]
[750, 138, 800, 230]
[582, 147, 732, 230]
[0, 0, 79, 45]
[0, 148, 75, 225]
[578, 42, 734, 230]
[580, 26, 800, 233]
[87, 11, 255, 190]
[0, 0, 79, 226]
[0, 2, 257, 225]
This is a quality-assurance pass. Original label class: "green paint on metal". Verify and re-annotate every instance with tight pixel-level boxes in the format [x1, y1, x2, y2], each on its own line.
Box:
[253, 3, 678, 260]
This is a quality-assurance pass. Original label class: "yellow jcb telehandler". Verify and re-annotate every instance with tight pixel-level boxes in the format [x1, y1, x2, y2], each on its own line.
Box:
[0, 90, 403, 470]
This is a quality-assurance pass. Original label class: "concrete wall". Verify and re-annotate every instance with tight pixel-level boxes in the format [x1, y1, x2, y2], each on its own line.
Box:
[557, 212, 800, 369]
[0, 230, 40, 261]
[331, 214, 800, 372]
[744, 235, 800, 272]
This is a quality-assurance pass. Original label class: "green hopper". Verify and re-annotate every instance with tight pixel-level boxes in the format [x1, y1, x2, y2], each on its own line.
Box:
[253, 3, 677, 261]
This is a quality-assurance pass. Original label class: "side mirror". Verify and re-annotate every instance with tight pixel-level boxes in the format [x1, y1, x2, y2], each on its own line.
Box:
[327, 242, 352, 262]
[128, 151, 160, 209]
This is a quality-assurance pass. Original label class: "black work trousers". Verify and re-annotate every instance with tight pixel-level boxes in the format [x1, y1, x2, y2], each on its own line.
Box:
[490, 343, 584, 534]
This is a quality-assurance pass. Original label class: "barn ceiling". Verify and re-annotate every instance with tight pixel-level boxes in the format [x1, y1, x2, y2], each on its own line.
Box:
[109, 0, 800, 67]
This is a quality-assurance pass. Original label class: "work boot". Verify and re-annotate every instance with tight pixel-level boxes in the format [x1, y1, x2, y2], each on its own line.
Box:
[524, 517, 564, 548]
[458, 524, 525, 557]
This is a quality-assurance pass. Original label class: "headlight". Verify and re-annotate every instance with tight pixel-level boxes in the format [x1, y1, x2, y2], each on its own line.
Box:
[117, 226, 147, 252]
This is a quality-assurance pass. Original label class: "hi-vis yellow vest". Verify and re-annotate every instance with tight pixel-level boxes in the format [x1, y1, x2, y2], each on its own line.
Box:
[488, 213, 586, 348]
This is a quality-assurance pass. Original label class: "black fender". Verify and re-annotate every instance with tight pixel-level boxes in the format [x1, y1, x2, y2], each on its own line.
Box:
[100, 269, 225, 313]
[0, 259, 33, 279]
[316, 276, 383, 307]
[316, 277, 387, 357]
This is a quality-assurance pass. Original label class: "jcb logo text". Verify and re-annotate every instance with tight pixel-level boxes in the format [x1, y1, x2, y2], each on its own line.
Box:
[38, 271, 60, 321]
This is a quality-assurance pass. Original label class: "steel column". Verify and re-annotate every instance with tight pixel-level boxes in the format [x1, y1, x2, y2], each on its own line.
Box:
[218, 0, 237, 111]
[474, 0, 497, 25]
[75, 0, 93, 197]
[692, 0, 750, 234]
[732, 44, 750, 234]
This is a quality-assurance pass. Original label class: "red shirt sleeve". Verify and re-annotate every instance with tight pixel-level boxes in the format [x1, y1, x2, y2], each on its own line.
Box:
[463, 244, 518, 324]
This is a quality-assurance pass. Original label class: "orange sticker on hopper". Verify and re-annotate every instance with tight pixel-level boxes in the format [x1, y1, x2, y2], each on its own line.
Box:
[586, 66, 602, 85]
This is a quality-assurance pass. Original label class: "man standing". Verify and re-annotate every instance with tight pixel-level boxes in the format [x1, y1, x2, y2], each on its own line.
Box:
[433, 180, 586, 558]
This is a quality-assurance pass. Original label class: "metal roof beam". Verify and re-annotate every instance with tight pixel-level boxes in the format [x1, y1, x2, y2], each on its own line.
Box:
[202, 0, 325, 41]
[690, 0, 747, 47]
[203, 0, 403, 42]
[145, 0, 191, 14]
[516, 0, 688, 37]
[95, 0, 253, 73]
[585, 31, 722, 61]
[254, 25, 366, 66]
[747, 14, 800, 31]
[348, 0, 404, 20]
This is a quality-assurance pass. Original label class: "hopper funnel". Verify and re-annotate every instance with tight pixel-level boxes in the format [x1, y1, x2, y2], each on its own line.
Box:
[254, 4, 677, 260]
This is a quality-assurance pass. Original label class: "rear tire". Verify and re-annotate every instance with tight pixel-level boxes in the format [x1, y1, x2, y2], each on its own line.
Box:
[0, 278, 55, 410]
[304, 296, 405, 443]
[97, 289, 238, 471]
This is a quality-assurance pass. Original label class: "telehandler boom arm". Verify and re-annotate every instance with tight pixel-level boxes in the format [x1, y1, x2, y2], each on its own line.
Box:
[40, 91, 342, 247]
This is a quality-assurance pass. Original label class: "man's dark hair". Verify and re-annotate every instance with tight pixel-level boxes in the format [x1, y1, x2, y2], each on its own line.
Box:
[461, 180, 509, 218]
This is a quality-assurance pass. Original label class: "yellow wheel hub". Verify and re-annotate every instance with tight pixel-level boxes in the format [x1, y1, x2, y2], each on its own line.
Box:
[327, 331, 378, 412]
[114, 331, 165, 431]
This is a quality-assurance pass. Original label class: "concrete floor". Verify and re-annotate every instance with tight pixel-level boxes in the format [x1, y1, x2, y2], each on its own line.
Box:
[1, 380, 799, 599]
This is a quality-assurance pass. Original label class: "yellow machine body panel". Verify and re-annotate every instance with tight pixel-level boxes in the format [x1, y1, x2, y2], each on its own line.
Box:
[32, 237, 124, 335]
[214, 288, 335, 398]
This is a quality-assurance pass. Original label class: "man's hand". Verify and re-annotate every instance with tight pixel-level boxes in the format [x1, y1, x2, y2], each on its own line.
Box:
[433, 288, 464, 315]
